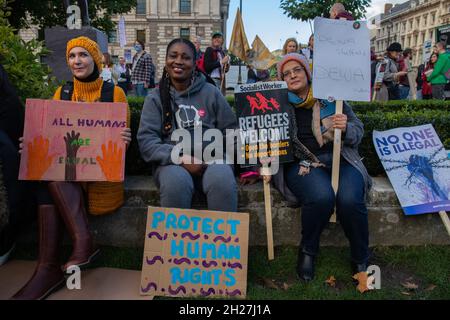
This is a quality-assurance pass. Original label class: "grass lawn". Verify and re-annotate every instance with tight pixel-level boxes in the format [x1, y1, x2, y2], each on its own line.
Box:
[12, 244, 450, 300]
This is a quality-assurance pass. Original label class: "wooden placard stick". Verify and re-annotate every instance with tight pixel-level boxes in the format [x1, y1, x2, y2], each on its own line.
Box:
[439, 211, 450, 237]
[330, 100, 344, 223]
[260, 165, 274, 260]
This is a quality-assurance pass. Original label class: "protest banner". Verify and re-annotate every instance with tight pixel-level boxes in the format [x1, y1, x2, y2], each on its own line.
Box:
[140, 207, 249, 298]
[124, 49, 132, 64]
[235, 81, 292, 260]
[19, 99, 127, 182]
[118, 15, 127, 48]
[313, 17, 370, 222]
[373, 124, 450, 236]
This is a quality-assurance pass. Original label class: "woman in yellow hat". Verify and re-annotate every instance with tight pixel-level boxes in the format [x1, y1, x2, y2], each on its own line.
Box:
[12, 36, 131, 300]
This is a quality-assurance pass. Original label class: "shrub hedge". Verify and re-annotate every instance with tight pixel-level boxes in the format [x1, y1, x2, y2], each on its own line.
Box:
[125, 97, 450, 177]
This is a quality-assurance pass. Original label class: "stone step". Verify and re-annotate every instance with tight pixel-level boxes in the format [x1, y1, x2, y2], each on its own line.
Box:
[18, 176, 450, 248]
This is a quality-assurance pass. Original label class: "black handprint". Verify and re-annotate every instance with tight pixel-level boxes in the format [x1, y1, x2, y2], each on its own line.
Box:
[64, 130, 81, 181]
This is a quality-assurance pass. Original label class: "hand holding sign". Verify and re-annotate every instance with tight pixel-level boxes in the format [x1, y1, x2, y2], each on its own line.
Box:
[96, 140, 123, 182]
[26, 135, 55, 180]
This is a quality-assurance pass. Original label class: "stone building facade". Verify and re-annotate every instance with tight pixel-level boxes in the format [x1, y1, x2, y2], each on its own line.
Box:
[374, 0, 450, 64]
[108, 0, 230, 78]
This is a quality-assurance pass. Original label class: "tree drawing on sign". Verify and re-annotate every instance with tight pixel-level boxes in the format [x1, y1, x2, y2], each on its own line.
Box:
[64, 130, 81, 181]
[26, 135, 55, 180]
[382, 146, 450, 202]
[96, 140, 123, 182]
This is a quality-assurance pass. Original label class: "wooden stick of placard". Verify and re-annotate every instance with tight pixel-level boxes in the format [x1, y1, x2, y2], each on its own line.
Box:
[439, 211, 450, 237]
[330, 100, 344, 223]
[261, 166, 274, 260]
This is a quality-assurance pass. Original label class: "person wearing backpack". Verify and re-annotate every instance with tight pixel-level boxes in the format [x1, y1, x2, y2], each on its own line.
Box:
[11, 36, 131, 300]
[427, 41, 450, 100]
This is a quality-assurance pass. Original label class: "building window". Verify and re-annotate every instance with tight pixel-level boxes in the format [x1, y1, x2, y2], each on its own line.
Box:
[180, 28, 190, 40]
[180, 0, 192, 14]
[136, 30, 146, 44]
[136, 0, 146, 15]
[108, 30, 117, 43]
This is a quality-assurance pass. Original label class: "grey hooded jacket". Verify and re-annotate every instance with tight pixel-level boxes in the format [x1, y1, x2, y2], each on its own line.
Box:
[137, 73, 237, 167]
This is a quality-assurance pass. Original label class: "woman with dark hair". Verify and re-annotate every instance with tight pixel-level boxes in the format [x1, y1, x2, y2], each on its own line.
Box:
[101, 52, 118, 84]
[137, 38, 248, 212]
[131, 40, 155, 97]
[12, 36, 131, 300]
[422, 52, 438, 100]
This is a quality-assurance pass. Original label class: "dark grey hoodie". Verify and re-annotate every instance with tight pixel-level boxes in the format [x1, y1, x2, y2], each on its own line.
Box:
[137, 73, 237, 166]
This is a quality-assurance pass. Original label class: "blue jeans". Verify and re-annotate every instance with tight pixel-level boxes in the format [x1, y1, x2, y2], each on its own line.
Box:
[154, 164, 238, 212]
[398, 85, 410, 100]
[135, 83, 148, 97]
[285, 153, 369, 264]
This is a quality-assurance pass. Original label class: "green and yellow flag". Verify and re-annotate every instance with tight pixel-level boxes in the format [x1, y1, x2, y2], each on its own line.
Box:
[229, 8, 250, 62]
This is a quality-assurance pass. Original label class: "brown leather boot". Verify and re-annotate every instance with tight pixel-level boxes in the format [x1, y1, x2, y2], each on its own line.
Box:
[11, 205, 65, 300]
[48, 182, 99, 271]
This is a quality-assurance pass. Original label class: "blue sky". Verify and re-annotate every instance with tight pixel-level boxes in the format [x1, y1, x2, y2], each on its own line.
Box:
[225, 0, 404, 51]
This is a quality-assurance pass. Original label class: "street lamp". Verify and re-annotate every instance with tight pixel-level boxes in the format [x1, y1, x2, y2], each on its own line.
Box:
[237, 0, 243, 85]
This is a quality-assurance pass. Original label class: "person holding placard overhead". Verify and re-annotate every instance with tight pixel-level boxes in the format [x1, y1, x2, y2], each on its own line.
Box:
[12, 36, 132, 300]
[266, 53, 371, 282]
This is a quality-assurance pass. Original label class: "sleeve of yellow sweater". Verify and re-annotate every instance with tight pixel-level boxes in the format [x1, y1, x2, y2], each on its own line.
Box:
[113, 86, 130, 127]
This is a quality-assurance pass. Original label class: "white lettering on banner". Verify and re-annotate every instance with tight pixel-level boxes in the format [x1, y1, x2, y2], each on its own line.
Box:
[313, 17, 371, 102]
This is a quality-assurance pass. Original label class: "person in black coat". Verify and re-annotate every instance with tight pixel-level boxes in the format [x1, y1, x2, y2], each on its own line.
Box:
[0, 63, 27, 265]
[204, 31, 230, 94]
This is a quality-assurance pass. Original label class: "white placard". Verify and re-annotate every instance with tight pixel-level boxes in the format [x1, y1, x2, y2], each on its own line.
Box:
[119, 15, 127, 49]
[313, 17, 371, 102]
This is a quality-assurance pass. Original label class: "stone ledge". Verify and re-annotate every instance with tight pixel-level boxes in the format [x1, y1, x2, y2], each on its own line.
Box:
[18, 176, 450, 247]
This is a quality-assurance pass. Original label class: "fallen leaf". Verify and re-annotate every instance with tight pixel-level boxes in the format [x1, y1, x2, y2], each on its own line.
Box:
[401, 291, 413, 296]
[353, 272, 369, 294]
[282, 282, 291, 291]
[425, 284, 437, 292]
[401, 281, 419, 290]
[325, 276, 336, 287]
[262, 278, 279, 290]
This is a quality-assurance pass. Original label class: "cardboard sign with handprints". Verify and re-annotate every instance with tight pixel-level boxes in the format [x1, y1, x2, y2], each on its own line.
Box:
[140, 207, 249, 298]
[19, 99, 127, 182]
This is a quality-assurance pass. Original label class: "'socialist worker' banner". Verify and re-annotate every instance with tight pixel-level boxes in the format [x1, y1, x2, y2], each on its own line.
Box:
[313, 17, 371, 102]
[373, 124, 450, 215]
[234, 81, 293, 165]
[140, 207, 249, 298]
[19, 99, 127, 182]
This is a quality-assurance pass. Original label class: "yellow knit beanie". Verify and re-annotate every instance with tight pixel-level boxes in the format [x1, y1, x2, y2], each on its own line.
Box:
[66, 36, 103, 72]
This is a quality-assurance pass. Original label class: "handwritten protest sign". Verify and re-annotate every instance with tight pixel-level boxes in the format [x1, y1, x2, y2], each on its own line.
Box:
[140, 207, 249, 298]
[234, 81, 293, 166]
[313, 17, 371, 102]
[19, 99, 127, 182]
[373, 124, 450, 215]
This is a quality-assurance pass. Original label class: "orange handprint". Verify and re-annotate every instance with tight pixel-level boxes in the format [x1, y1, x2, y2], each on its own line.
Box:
[26, 135, 54, 180]
[96, 140, 124, 182]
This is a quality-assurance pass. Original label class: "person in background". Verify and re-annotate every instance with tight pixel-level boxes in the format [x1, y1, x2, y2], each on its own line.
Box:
[329, 3, 354, 20]
[375, 42, 407, 101]
[115, 57, 131, 95]
[301, 35, 314, 68]
[192, 35, 203, 61]
[421, 53, 437, 100]
[204, 31, 230, 94]
[398, 48, 412, 100]
[100, 52, 118, 84]
[416, 62, 425, 100]
[427, 41, 450, 100]
[131, 40, 154, 97]
[283, 38, 299, 56]
[246, 64, 258, 84]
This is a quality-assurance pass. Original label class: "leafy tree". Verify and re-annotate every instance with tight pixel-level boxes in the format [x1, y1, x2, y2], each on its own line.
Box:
[280, 0, 371, 22]
[0, 0, 57, 101]
[7, 0, 137, 35]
